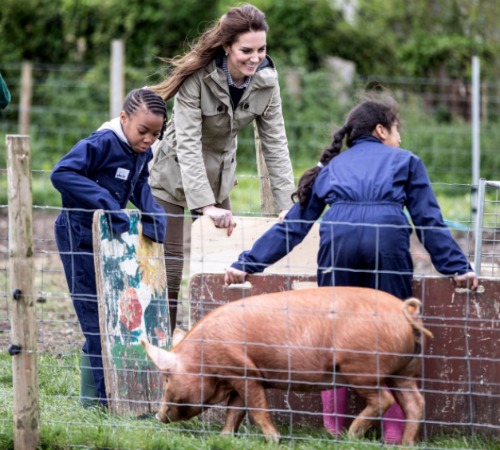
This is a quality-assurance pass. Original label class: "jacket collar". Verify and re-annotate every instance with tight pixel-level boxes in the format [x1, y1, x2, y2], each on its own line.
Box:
[204, 55, 277, 91]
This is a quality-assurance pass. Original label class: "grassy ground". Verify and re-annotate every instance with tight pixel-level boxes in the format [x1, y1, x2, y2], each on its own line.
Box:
[0, 352, 496, 450]
[0, 188, 494, 449]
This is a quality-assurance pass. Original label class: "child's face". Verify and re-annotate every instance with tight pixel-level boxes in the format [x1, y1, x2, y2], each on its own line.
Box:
[373, 122, 401, 148]
[384, 123, 401, 148]
[120, 106, 164, 153]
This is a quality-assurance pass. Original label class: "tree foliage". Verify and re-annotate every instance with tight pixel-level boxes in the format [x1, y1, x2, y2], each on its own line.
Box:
[0, 0, 497, 79]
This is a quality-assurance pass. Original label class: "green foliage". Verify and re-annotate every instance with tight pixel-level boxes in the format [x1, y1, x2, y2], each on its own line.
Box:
[249, 0, 343, 71]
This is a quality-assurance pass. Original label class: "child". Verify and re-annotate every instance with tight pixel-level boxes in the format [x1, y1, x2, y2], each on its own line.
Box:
[51, 88, 168, 407]
[224, 96, 478, 443]
[0, 72, 11, 109]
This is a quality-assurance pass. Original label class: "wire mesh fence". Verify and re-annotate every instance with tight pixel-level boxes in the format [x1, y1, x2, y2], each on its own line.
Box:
[1, 59, 499, 447]
[0, 163, 499, 449]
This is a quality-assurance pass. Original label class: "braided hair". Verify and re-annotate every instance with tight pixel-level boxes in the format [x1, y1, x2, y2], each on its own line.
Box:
[123, 88, 168, 140]
[292, 99, 400, 208]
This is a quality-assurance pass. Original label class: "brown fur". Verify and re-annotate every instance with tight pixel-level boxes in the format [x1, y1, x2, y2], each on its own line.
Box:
[142, 286, 432, 444]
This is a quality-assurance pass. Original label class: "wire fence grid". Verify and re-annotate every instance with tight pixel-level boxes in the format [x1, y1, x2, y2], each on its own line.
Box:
[0, 165, 499, 448]
[0, 61, 499, 185]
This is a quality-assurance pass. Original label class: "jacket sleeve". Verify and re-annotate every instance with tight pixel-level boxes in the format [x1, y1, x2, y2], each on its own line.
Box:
[173, 75, 217, 210]
[255, 80, 295, 211]
[131, 152, 167, 243]
[231, 188, 325, 273]
[50, 140, 130, 235]
[405, 156, 472, 275]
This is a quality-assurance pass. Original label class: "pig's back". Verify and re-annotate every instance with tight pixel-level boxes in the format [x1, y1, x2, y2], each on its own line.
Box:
[195, 286, 414, 355]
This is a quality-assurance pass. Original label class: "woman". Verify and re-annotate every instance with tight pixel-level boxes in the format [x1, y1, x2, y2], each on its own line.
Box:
[149, 3, 295, 331]
[225, 96, 478, 444]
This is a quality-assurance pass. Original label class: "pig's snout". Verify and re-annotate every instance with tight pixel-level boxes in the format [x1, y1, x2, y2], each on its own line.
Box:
[155, 408, 171, 424]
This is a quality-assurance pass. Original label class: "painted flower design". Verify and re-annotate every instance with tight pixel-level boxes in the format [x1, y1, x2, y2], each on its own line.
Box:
[136, 231, 167, 293]
[119, 287, 143, 330]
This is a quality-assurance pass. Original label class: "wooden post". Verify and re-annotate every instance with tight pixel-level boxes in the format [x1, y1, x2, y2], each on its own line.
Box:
[110, 39, 125, 118]
[253, 121, 275, 215]
[18, 62, 33, 135]
[6, 135, 39, 450]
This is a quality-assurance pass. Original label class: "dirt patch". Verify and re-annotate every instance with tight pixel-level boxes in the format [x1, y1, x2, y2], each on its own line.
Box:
[0, 210, 80, 355]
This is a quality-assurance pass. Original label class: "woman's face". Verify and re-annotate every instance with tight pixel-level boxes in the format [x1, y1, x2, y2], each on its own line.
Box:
[224, 30, 267, 85]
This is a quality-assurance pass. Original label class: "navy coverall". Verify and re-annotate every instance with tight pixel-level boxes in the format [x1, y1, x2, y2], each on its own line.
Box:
[51, 126, 166, 404]
[231, 136, 472, 299]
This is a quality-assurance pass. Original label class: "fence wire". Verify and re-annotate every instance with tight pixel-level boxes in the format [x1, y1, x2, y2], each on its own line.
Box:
[0, 169, 498, 449]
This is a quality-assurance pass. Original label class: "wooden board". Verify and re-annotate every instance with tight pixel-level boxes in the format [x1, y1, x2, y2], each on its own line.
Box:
[93, 209, 171, 416]
[189, 215, 320, 277]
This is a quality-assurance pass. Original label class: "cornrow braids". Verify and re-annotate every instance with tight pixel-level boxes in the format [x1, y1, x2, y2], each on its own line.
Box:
[292, 126, 348, 208]
[123, 88, 168, 140]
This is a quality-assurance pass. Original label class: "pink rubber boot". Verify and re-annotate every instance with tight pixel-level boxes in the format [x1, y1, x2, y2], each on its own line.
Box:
[321, 387, 348, 437]
[382, 395, 405, 444]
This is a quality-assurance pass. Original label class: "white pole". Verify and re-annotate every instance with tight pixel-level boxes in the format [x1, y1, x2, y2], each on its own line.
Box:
[471, 56, 480, 229]
[110, 39, 125, 118]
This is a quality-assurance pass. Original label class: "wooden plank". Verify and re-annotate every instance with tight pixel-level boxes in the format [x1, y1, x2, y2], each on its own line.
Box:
[253, 121, 275, 215]
[189, 215, 320, 277]
[93, 209, 170, 416]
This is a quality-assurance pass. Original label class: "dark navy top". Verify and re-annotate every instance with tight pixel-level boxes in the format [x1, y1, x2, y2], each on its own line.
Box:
[232, 136, 472, 283]
[51, 127, 166, 243]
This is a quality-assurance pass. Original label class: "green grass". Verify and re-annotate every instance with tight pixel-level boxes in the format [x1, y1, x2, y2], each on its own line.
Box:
[0, 352, 496, 449]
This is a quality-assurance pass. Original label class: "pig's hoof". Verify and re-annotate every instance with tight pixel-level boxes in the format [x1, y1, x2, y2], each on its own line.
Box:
[265, 433, 281, 444]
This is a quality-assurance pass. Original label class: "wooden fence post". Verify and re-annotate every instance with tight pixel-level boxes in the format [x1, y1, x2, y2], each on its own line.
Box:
[253, 121, 275, 215]
[6, 135, 40, 450]
[18, 62, 33, 135]
[110, 39, 125, 118]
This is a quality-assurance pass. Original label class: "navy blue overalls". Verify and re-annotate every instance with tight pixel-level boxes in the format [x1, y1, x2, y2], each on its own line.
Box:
[231, 136, 472, 297]
[51, 126, 166, 404]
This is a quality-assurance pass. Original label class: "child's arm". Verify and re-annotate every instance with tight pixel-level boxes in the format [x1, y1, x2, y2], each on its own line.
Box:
[130, 154, 166, 243]
[405, 156, 476, 278]
[51, 140, 130, 235]
[228, 189, 325, 278]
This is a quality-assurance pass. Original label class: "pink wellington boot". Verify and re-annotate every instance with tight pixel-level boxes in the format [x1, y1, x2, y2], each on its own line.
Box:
[321, 387, 348, 437]
[382, 396, 405, 444]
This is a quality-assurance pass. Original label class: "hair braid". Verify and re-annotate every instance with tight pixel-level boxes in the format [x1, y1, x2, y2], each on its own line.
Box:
[123, 88, 168, 140]
[292, 127, 348, 207]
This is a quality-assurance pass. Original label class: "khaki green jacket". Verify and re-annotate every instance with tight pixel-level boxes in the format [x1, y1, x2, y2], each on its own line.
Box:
[149, 57, 295, 212]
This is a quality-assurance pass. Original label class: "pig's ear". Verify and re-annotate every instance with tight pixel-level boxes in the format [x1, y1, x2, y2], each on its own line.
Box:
[141, 339, 176, 371]
[172, 328, 187, 347]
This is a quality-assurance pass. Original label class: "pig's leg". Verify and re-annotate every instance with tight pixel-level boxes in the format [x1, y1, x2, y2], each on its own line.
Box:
[221, 391, 246, 435]
[388, 378, 424, 445]
[348, 387, 394, 438]
[231, 379, 280, 443]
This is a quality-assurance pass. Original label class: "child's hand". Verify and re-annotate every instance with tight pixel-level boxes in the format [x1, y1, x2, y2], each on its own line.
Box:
[224, 267, 247, 286]
[453, 271, 479, 291]
[278, 209, 289, 222]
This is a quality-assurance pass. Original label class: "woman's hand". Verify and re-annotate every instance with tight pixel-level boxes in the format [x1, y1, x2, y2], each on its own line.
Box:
[201, 205, 236, 236]
[453, 271, 479, 291]
[224, 267, 247, 285]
